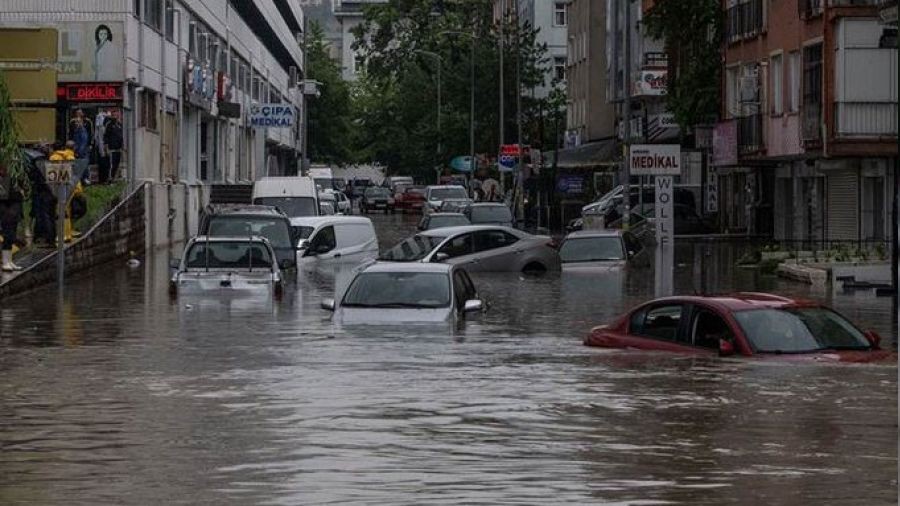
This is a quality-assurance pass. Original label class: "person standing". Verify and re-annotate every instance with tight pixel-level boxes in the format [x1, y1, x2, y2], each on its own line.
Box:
[95, 110, 110, 184]
[68, 108, 92, 185]
[29, 145, 56, 247]
[0, 161, 25, 271]
[103, 114, 124, 182]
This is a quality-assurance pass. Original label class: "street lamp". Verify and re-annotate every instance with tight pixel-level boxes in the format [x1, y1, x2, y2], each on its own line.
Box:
[413, 49, 442, 183]
[299, 79, 322, 175]
[439, 29, 477, 189]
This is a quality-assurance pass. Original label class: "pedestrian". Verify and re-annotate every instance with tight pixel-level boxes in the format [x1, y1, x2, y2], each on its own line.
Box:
[95, 109, 110, 184]
[28, 145, 56, 247]
[68, 108, 92, 185]
[103, 114, 123, 182]
[0, 159, 25, 271]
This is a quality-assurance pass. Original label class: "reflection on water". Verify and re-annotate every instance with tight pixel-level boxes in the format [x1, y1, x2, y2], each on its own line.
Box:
[0, 213, 896, 505]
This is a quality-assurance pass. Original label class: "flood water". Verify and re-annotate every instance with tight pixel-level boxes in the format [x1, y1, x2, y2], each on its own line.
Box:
[0, 213, 896, 505]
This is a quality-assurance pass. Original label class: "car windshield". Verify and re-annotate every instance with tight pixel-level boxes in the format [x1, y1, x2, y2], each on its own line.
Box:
[184, 241, 273, 269]
[293, 225, 315, 239]
[208, 217, 291, 250]
[733, 308, 871, 353]
[342, 272, 451, 308]
[381, 234, 445, 261]
[366, 188, 391, 198]
[470, 206, 512, 223]
[429, 188, 468, 200]
[428, 215, 470, 229]
[559, 236, 625, 262]
[253, 197, 318, 218]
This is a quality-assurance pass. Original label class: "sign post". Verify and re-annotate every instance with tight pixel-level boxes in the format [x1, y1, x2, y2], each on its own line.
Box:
[45, 162, 72, 290]
[629, 144, 681, 297]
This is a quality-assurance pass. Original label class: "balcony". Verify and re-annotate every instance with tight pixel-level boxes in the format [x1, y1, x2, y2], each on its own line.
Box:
[738, 114, 764, 154]
[726, 0, 765, 43]
[800, 0, 824, 18]
[835, 102, 898, 137]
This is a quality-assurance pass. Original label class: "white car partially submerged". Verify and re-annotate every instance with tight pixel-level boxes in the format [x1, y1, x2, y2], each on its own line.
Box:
[321, 262, 484, 325]
[170, 236, 283, 298]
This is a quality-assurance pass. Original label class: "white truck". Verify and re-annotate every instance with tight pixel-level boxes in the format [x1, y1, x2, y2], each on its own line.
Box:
[309, 166, 335, 190]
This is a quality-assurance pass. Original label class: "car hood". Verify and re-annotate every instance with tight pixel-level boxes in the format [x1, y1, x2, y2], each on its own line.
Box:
[561, 260, 626, 272]
[335, 306, 454, 324]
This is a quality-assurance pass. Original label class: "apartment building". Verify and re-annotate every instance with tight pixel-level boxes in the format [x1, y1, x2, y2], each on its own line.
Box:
[0, 0, 306, 186]
[496, 0, 568, 99]
[716, 0, 897, 243]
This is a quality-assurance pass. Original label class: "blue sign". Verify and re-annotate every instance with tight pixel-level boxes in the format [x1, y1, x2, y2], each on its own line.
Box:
[249, 103, 295, 128]
[450, 156, 474, 173]
[556, 175, 585, 195]
[498, 154, 516, 172]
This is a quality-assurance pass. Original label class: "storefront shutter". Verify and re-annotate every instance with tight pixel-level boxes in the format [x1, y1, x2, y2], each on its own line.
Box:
[826, 170, 858, 241]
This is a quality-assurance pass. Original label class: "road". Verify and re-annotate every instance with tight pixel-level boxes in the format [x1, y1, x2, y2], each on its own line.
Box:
[0, 212, 896, 504]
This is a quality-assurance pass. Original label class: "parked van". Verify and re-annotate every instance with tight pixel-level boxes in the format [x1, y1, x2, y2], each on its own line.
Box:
[294, 216, 379, 265]
[252, 176, 319, 218]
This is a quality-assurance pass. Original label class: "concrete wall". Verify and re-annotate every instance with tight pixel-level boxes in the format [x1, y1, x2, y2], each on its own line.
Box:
[0, 184, 147, 299]
[144, 181, 210, 250]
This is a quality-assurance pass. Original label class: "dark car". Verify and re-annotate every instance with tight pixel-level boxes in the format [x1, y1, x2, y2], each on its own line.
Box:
[360, 187, 395, 214]
[584, 293, 894, 363]
[395, 186, 427, 213]
[350, 179, 374, 199]
[417, 212, 470, 231]
[199, 204, 298, 269]
[464, 203, 514, 228]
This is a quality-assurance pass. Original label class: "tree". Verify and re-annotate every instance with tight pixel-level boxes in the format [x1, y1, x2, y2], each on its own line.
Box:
[644, 0, 722, 133]
[0, 71, 24, 189]
[348, 0, 550, 178]
[306, 22, 354, 165]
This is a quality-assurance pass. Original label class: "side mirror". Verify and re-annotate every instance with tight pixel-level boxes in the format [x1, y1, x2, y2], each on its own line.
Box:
[864, 330, 882, 350]
[718, 339, 735, 357]
[463, 299, 483, 312]
[321, 298, 335, 311]
[433, 252, 450, 262]
[297, 239, 309, 251]
[169, 258, 181, 269]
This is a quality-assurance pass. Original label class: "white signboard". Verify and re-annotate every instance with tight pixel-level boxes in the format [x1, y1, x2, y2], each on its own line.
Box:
[629, 144, 681, 176]
[58, 22, 125, 82]
[45, 162, 73, 184]
[706, 166, 719, 213]
[249, 104, 296, 128]
[654, 176, 675, 297]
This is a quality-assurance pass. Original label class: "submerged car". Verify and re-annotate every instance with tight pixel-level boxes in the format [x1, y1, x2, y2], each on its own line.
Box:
[395, 186, 427, 213]
[199, 204, 298, 269]
[418, 212, 471, 231]
[464, 202, 514, 228]
[381, 225, 561, 273]
[321, 262, 484, 324]
[584, 293, 894, 362]
[170, 236, 283, 297]
[424, 185, 471, 214]
[360, 187, 395, 214]
[558, 230, 644, 270]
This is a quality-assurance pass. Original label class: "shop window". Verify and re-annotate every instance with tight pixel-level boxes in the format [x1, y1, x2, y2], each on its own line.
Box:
[144, 0, 161, 31]
[164, 0, 174, 42]
[140, 89, 159, 131]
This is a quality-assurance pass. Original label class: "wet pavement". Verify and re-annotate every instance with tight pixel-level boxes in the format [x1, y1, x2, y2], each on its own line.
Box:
[0, 212, 896, 505]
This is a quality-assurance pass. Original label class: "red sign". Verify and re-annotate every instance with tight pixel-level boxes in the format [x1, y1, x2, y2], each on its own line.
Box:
[500, 144, 529, 156]
[64, 83, 123, 102]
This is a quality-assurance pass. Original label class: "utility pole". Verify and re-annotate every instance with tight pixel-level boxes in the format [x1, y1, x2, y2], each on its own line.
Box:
[470, 20, 476, 194]
[514, 0, 524, 224]
[622, 0, 632, 230]
[499, 9, 505, 193]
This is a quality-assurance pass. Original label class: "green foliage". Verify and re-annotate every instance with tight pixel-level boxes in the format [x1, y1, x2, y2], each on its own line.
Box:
[75, 181, 126, 231]
[0, 71, 26, 190]
[347, 0, 553, 177]
[306, 22, 355, 165]
[644, 0, 722, 131]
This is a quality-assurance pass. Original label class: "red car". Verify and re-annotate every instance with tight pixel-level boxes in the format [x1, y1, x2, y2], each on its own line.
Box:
[394, 186, 427, 213]
[585, 293, 894, 363]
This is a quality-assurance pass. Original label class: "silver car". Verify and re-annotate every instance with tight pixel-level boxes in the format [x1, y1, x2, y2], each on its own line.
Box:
[558, 229, 643, 271]
[321, 262, 484, 324]
[169, 235, 283, 298]
[381, 225, 561, 273]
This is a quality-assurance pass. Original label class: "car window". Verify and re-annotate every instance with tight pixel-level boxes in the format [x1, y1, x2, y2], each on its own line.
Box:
[185, 241, 273, 269]
[207, 216, 291, 250]
[437, 233, 474, 259]
[470, 206, 513, 224]
[691, 309, 733, 349]
[452, 271, 468, 308]
[309, 225, 336, 253]
[343, 272, 451, 308]
[638, 305, 684, 341]
[460, 270, 476, 299]
[473, 230, 518, 253]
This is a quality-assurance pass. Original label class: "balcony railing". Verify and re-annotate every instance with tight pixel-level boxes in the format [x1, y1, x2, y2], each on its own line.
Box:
[835, 102, 898, 137]
[800, 0, 824, 17]
[738, 114, 764, 154]
[802, 103, 822, 141]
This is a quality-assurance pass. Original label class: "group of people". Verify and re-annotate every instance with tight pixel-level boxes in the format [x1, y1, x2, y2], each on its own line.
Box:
[67, 108, 124, 185]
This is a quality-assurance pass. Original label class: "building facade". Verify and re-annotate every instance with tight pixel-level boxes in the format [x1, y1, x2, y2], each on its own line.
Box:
[332, 0, 386, 81]
[512, 0, 569, 99]
[716, 0, 897, 244]
[0, 0, 306, 187]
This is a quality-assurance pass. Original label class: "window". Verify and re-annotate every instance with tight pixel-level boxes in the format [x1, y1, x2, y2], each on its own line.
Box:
[164, 0, 174, 42]
[637, 305, 683, 341]
[554, 56, 566, 82]
[309, 226, 336, 254]
[134, 0, 141, 17]
[770, 53, 783, 114]
[725, 66, 739, 118]
[353, 54, 366, 74]
[252, 72, 261, 100]
[554, 2, 567, 27]
[188, 21, 196, 54]
[787, 51, 800, 113]
[144, 0, 161, 31]
[230, 54, 238, 84]
[452, 271, 471, 308]
[725, 0, 763, 42]
[473, 230, 518, 253]
[802, 43, 823, 139]
[691, 310, 733, 349]
[139, 89, 159, 131]
[437, 233, 474, 259]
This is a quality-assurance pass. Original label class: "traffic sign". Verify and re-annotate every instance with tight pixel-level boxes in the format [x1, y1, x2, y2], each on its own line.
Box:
[45, 162, 72, 184]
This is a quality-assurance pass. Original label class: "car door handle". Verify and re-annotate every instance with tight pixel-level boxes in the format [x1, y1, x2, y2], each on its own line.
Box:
[333, 253, 342, 258]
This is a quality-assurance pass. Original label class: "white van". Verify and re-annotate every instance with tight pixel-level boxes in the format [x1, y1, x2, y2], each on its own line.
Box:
[294, 216, 379, 265]
[252, 177, 319, 217]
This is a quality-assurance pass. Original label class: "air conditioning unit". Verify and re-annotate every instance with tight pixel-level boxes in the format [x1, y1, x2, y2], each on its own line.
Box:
[739, 76, 759, 103]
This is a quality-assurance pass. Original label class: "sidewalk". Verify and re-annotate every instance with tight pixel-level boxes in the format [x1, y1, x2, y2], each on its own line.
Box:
[0, 244, 56, 284]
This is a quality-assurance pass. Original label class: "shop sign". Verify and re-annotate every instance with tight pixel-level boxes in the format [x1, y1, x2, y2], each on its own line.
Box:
[706, 166, 719, 213]
[218, 101, 242, 119]
[64, 83, 122, 102]
[44, 162, 73, 184]
[556, 174, 585, 195]
[249, 103, 295, 128]
[629, 144, 681, 176]
[500, 144, 529, 157]
[633, 70, 668, 96]
[712, 120, 738, 166]
[647, 113, 680, 142]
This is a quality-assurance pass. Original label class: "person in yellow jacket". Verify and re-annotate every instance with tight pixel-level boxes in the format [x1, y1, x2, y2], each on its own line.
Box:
[48, 141, 83, 242]
[49, 141, 76, 162]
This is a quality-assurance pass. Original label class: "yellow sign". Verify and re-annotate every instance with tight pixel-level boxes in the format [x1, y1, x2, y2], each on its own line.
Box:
[4, 68, 57, 103]
[0, 28, 57, 61]
[11, 108, 56, 144]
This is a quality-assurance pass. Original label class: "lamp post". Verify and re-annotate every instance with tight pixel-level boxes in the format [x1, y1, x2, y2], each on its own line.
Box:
[413, 50, 442, 183]
[299, 79, 322, 175]
[439, 29, 477, 190]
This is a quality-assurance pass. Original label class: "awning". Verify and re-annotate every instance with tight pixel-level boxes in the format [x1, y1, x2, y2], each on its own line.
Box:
[544, 139, 618, 169]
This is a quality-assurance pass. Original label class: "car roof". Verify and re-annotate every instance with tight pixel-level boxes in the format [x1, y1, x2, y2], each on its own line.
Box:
[469, 202, 507, 208]
[427, 212, 467, 218]
[420, 224, 519, 237]
[426, 185, 467, 190]
[361, 261, 452, 274]
[290, 216, 373, 227]
[640, 292, 820, 312]
[204, 204, 287, 217]
[189, 235, 272, 244]
[565, 229, 624, 239]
